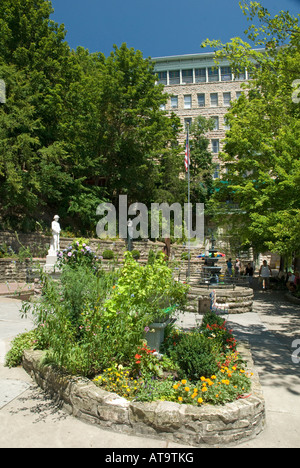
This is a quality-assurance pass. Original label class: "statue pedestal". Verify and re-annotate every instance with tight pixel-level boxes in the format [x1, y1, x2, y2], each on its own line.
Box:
[44, 251, 59, 274]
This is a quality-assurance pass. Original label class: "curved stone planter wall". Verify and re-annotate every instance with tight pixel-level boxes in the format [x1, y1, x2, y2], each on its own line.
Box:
[22, 343, 265, 447]
[197, 287, 254, 314]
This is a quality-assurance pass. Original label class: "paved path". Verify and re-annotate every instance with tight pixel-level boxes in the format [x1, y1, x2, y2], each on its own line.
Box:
[0, 291, 300, 448]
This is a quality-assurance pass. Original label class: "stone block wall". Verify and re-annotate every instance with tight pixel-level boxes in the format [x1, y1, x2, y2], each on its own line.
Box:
[0, 258, 45, 283]
[23, 342, 265, 447]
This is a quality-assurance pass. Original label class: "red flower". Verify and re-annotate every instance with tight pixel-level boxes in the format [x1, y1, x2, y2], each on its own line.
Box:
[135, 354, 142, 360]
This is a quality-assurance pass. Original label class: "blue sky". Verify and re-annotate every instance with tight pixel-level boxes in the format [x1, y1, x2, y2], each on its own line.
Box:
[50, 0, 300, 58]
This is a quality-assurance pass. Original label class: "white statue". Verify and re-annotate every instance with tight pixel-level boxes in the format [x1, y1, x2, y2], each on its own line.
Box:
[50, 215, 61, 253]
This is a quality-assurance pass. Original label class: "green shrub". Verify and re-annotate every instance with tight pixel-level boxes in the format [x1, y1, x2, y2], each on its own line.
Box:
[181, 252, 191, 260]
[170, 331, 220, 381]
[131, 249, 140, 260]
[5, 329, 40, 368]
[57, 238, 99, 270]
[147, 249, 156, 265]
[102, 249, 114, 259]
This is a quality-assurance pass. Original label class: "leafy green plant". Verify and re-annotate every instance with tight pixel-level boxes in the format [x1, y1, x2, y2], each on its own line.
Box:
[147, 249, 156, 265]
[57, 238, 100, 270]
[103, 251, 189, 323]
[131, 249, 140, 260]
[5, 329, 42, 368]
[102, 249, 114, 260]
[170, 331, 220, 381]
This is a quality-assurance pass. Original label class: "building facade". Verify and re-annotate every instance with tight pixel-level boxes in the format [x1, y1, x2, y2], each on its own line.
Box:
[153, 52, 249, 177]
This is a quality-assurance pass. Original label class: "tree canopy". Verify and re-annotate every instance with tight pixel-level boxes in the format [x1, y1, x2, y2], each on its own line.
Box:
[202, 1, 300, 257]
[0, 0, 184, 234]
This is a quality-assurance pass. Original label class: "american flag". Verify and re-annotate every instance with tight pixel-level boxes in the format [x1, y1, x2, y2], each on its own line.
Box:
[184, 129, 190, 172]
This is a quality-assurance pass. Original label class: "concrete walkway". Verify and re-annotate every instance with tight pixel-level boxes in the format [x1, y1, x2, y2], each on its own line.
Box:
[0, 291, 300, 448]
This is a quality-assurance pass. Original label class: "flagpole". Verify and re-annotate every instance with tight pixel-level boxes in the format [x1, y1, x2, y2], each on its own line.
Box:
[187, 123, 191, 281]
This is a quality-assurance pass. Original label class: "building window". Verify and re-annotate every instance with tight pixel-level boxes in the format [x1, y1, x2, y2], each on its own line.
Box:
[212, 116, 219, 130]
[197, 93, 205, 107]
[169, 70, 180, 84]
[211, 139, 219, 153]
[171, 96, 178, 108]
[182, 69, 193, 84]
[210, 93, 218, 107]
[223, 92, 231, 106]
[224, 117, 230, 131]
[236, 91, 242, 99]
[208, 67, 219, 82]
[234, 68, 246, 80]
[213, 164, 220, 179]
[184, 118, 192, 131]
[157, 71, 167, 84]
[221, 66, 232, 81]
[195, 68, 206, 82]
[184, 95, 192, 109]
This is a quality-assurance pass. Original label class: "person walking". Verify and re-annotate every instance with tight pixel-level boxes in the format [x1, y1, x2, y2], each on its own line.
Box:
[259, 260, 272, 290]
[227, 258, 233, 277]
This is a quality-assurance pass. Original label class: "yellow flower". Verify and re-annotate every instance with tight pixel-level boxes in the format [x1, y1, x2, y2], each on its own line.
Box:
[232, 366, 237, 371]
[193, 388, 198, 394]
[184, 387, 190, 392]
[197, 397, 203, 404]
[201, 387, 208, 392]
[211, 375, 216, 380]
[181, 379, 187, 385]
[240, 369, 245, 373]
[178, 397, 183, 402]
[200, 376, 206, 382]
[173, 384, 179, 390]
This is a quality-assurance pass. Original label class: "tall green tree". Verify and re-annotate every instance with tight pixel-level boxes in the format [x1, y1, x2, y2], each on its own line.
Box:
[202, 1, 300, 256]
[95, 44, 182, 208]
[189, 115, 216, 206]
[0, 1, 183, 234]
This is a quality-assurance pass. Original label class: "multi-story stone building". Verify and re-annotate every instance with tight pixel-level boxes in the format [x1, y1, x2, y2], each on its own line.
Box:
[153, 52, 249, 177]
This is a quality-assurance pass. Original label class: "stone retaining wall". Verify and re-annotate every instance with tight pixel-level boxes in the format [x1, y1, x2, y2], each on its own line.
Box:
[0, 258, 45, 282]
[22, 343, 265, 447]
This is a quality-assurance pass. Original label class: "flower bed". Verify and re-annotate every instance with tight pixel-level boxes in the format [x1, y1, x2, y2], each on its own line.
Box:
[22, 342, 265, 447]
[8, 241, 265, 445]
[90, 313, 253, 407]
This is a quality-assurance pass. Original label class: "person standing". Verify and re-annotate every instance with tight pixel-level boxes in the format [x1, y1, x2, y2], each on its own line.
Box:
[259, 260, 272, 290]
[235, 258, 241, 276]
[227, 258, 233, 276]
[245, 262, 254, 287]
